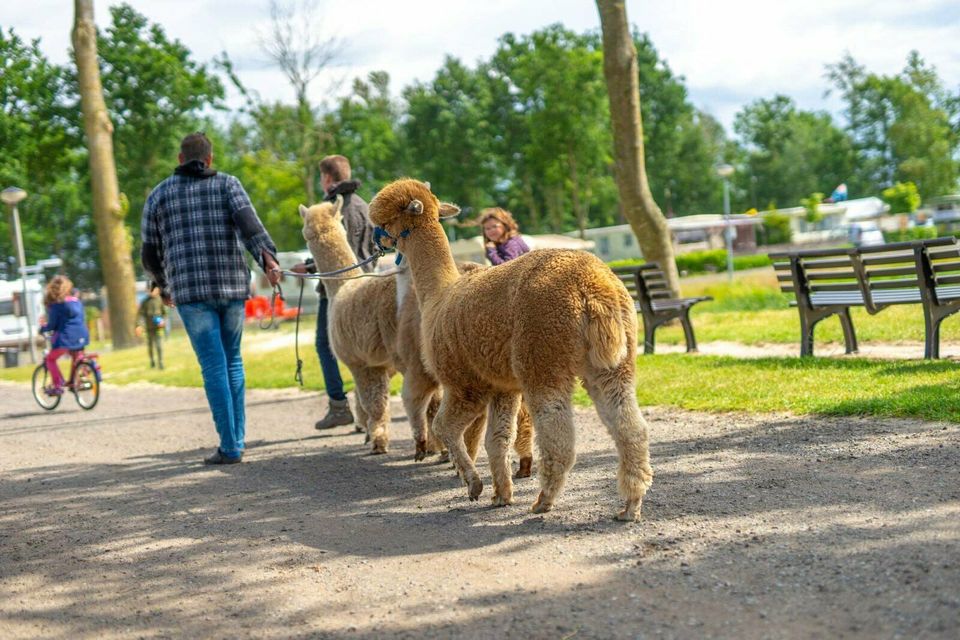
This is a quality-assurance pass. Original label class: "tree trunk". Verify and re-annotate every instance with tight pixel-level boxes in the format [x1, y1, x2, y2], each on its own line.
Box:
[595, 0, 680, 295]
[73, 0, 138, 348]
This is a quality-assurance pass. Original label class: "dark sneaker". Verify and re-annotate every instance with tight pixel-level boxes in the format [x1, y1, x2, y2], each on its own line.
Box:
[44, 386, 64, 396]
[204, 449, 243, 465]
[314, 398, 354, 430]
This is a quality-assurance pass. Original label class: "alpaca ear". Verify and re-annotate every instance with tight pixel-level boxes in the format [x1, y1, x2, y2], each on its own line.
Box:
[298, 204, 309, 219]
[334, 194, 344, 215]
[438, 202, 460, 218]
[422, 181, 431, 190]
[406, 199, 424, 215]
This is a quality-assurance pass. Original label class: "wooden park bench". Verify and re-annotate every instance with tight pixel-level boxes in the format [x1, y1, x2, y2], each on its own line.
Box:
[769, 236, 960, 358]
[611, 263, 712, 354]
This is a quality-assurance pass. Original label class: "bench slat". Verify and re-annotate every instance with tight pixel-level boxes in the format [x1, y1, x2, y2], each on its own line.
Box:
[866, 266, 916, 278]
[860, 253, 915, 266]
[932, 261, 960, 273]
[810, 282, 861, 292]
[869, 279, 919, 290]
[805, 270, 857, 281]
[801, 258, 854, 269]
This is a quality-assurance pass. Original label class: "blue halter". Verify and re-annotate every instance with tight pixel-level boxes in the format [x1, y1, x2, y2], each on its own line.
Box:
[373, 226, 411, 265]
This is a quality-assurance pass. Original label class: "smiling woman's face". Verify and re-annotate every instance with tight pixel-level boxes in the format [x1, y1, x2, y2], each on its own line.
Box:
[483, 219, 506, 243]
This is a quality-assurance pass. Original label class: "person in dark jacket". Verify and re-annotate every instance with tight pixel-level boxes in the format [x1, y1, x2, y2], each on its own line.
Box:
[292, 154, 378, 430]
[138, 286, 167, 369]
[141, 132, 281, 465]
[39, 275, 89, 394]
[481, 207, 530, 265]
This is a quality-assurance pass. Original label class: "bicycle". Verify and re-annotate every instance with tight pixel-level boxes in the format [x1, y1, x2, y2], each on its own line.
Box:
[32, 335, 102, 411]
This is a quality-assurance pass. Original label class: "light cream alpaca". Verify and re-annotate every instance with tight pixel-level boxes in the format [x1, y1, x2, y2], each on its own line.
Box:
[300, 198, 400, 454]
[369, 179, 654, 520]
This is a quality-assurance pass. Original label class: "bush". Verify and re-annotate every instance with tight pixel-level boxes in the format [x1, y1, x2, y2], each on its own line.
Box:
[881, 182, 921, 214]
[800, 192, 824, 223]
[759, 211, 792, 245]
[608, 251, 770, 276]
[883, 226, 939, 242]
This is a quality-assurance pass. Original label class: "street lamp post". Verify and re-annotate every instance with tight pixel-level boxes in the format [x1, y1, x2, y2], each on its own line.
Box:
[1, 186, 35, 363]
[716, 165, 735, 281]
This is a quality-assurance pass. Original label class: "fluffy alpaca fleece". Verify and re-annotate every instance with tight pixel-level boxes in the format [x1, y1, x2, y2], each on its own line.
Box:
[397, 264, 535, 475]
[369, 179, 654, 520]
[300, 198, 402, 454]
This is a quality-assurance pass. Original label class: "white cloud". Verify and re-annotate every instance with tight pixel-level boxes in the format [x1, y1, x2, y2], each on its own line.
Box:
[4, 0, 958, 132]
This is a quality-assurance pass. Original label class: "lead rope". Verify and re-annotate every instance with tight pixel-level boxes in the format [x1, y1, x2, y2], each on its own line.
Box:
[260, 283, 284, 330]
[293, 276, 305, 386]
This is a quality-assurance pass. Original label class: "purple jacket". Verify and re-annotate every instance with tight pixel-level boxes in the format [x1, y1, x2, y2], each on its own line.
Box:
[40, 297, 89, 350]
[485, 235, 530, 265]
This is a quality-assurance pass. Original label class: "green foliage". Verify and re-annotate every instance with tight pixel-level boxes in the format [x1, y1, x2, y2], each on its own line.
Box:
[881, 181, 921, 213]
[827, 52, 960, 199]
[608, 250, 770, 275]
[759, 211, 793, 245]
[96, 3, 224, 249]
[734, 95, 854, 212]
[883, 226, 939, 242]
[800, 192, 824, 223]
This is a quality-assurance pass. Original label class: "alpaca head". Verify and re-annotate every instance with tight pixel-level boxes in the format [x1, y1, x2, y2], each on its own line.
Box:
[299, 195, 346, 254]
[368, 179, 460, 249]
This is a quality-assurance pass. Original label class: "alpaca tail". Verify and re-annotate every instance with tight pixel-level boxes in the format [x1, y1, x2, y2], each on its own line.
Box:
[583, 290, 630, 370]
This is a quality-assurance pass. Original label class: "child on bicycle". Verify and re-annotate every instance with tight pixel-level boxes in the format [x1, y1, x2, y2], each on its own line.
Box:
[38, 275, 89, 394]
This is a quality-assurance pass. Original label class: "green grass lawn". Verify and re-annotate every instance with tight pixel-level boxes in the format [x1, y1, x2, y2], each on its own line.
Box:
[3, 270, 958, 422]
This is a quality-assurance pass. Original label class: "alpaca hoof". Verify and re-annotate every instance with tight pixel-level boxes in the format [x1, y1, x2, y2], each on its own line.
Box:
[515, 456, 533, 479]
[414, 440, 427, 461]
[371, 445, 388, 455]
[467, 476, 483, 501]
[355, 424, 365, 434]
[616, 498, 642, 522]
[491, 493, 513, 507]
[363, 432, 371, 444]
[438, 451, 450, 464]
[531, 491, 553, 514]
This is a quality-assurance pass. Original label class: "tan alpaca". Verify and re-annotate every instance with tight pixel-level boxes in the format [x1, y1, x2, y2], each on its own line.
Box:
[369, 179, 653, 520]
[397, 264, 535, 476]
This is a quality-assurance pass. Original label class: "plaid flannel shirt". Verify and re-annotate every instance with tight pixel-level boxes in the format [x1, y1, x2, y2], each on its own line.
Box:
[141, 171, 277, 305]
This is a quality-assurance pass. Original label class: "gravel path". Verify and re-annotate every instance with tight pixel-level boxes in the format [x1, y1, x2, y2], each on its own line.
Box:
[1, 381, 958, 639]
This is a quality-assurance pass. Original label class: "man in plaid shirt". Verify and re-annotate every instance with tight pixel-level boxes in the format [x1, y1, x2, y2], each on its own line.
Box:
[142, 132, 281, 465]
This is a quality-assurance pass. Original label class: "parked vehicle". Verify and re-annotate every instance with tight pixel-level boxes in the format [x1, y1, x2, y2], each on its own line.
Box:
[0, 279, 44, 350]
[847, 222, 885, 248]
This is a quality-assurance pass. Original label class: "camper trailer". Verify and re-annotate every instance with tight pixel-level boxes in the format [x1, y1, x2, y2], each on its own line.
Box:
[0, 279, 44, 350]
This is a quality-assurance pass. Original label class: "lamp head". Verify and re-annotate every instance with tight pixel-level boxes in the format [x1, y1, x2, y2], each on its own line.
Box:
[716, 164, 735, 179]
[1, 187, 27, 206]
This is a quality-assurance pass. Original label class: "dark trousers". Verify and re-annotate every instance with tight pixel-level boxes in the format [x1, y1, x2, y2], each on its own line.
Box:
[147, 329, 163, 366]
[315, 297, 346, 401]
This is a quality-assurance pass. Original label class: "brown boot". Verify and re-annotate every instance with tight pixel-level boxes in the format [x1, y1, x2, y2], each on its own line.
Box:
[315, 398, 354, 430]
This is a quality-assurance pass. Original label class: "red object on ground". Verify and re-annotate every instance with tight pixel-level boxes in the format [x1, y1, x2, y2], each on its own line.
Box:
[244, 295, 299, 322]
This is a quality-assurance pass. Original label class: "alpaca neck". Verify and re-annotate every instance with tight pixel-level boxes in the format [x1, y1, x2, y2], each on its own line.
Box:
[402, 222, 459, 306]
[307, 235, 362, 299]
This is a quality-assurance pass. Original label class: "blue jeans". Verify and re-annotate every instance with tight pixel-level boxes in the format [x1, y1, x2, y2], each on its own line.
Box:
[316, 297, 346, 401]
[179, 300, 246, 459]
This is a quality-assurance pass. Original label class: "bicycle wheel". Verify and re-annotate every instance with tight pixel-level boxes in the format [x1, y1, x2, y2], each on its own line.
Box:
[73, 360, 100, 410]
[32, 364, 61, 410]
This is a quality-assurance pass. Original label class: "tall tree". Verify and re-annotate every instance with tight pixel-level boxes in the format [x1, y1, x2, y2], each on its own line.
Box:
[260, 0, 339, 204]
[72, 0, 137, 348]
[734, 95, 855, 206]
[595, 0, 678, 295]
[827, 52, 959, 198]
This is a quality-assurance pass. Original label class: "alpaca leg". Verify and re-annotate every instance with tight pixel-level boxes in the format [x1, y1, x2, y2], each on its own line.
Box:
[583, 368, 654, 522]
[527, 389, 576, 514]
[434, 390, 488, 501]
[513, 400, 534, 478]
[354, 367, 392, 454]
[485, 393, 521, 506]
[402, 372, 438, 461]
[425, 393, 445, 454]
[465, 412, 486, 463]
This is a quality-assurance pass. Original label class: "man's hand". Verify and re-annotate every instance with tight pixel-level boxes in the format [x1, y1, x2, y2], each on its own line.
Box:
[161, 294, 175, 308]
[290, 262, 308, 275]
[264, 251, 282, 287]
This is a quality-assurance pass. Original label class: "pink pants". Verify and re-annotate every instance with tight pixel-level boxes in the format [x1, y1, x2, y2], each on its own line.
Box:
[45, 348, 70, 387]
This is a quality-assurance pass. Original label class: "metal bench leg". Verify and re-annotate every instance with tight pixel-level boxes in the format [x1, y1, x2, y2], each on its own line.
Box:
[924, 311, 943, 359]
[838, 309, 858, 354]
[800, 314, 821, 357]
[642, 318, 656, 355]
[681, 308, 699, 353]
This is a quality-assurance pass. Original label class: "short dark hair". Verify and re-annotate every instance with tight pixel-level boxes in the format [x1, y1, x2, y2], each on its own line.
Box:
[319, 155, 351, 182]
[180, 132, 213, 163]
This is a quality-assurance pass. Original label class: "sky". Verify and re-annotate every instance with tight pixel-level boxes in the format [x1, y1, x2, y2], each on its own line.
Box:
[5, 0, 960, 133]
